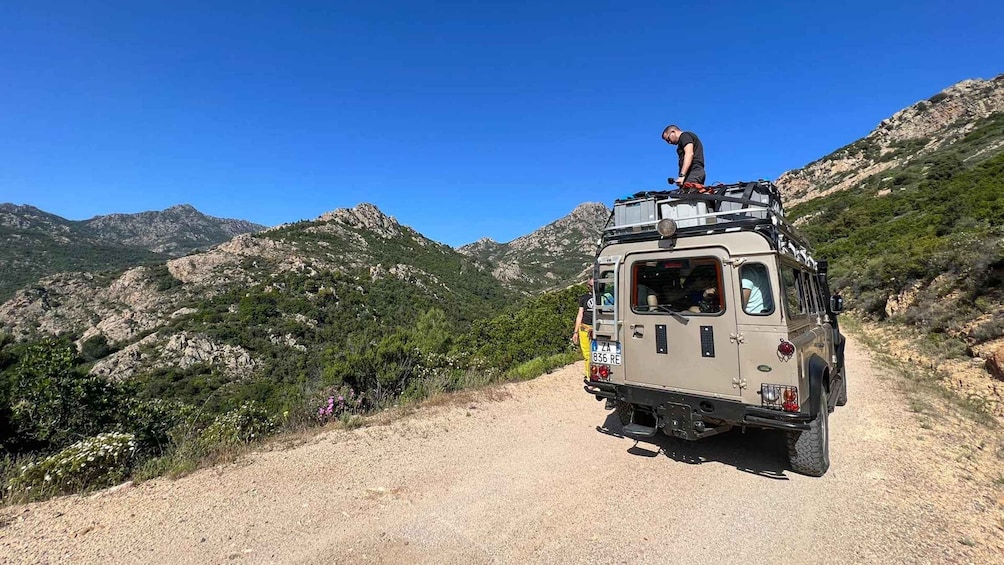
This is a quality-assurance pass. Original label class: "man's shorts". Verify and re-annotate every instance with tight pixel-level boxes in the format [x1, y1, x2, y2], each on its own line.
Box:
[685, 168, 706, 185]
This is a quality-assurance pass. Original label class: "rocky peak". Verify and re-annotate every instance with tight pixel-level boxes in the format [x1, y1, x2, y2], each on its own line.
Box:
[777, 74, 1004, 206]
[319, 203, 402, 238]
[456, 201, 610, 290]
[0, 203, 73, 232]
[507, 202, 608, 254]
[457, 236, 502, 257]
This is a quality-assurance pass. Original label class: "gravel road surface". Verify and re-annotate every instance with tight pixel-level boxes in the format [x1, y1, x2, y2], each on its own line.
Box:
[2, 335, 1003, 564]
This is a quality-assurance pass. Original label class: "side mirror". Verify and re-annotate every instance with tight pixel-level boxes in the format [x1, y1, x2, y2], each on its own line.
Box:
[830, 294, 844, 313]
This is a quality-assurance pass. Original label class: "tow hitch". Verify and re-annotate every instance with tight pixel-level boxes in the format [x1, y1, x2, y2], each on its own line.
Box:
[661, 403, 733, 440]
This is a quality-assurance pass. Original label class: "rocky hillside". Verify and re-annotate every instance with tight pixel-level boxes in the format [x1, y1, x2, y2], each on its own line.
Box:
[0, 203, 264, 301]
[779, 74, 1004, 398]
[0, 203, 513, 384]
[777, 74, 1004, 206]
[458, 202, 610, 291]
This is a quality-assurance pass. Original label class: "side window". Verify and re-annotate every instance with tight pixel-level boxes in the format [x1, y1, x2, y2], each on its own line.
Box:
[631, 258, 724, 315]
[801, 272, 817, 314]
[794, 270, 811, 314]
[808, 275, 823, 314]
[739, 263, 774, 315]
[781, 267, 802, 316]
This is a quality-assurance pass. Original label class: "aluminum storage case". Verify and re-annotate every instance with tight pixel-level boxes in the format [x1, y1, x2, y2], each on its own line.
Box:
[614, 198, 658, 228]
[717, 181, 784, 220]
[660, 200, 710, 228]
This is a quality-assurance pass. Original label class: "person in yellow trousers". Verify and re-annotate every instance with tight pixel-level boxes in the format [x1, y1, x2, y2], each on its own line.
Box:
[572, 277, 595, 379]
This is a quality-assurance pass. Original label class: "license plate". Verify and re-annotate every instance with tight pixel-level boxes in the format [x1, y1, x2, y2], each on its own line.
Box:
[591, 340, 622, 365]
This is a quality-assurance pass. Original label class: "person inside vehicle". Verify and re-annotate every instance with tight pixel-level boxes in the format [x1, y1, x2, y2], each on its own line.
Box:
[682, 265, 721, 313]
[740, 263, 774, 314]
[636, 282, 658, 311]
[688, 287, 720, 313]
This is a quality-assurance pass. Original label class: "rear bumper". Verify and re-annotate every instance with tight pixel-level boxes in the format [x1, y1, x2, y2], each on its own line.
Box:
[584, 379, 813, 433]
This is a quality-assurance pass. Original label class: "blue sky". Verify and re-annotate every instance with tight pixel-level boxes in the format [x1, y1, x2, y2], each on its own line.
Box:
[1, 1, 1001, 246]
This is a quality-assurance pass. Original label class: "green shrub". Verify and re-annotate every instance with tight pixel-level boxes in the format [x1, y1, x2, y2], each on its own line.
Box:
[79, 334, 112, 362]
[198, 401, 278, 450]
[461, 285, 582, 371]
[148, 264, 184, 291]
[6, 432, 136, 501]
[8, 339, 122, 452]
[119, 398, 192, 457]
[969, 316, 1004, 344]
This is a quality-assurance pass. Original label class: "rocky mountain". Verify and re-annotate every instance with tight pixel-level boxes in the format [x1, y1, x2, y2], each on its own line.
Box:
[0, 203, 514, 383]
[82, 204, 264, 254]
[778, 74, 1004, 392]
[777, 74, 1004, 206]
[458, 202, 610, 291]
[0, 204, 77, 233]
[0, 203, 265, 301]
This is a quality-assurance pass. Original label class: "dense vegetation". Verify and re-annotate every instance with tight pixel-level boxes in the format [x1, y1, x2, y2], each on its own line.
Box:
[789, 112, 1004, 350]
[0, 267, 585, 502]
[0, 227, 167, 301]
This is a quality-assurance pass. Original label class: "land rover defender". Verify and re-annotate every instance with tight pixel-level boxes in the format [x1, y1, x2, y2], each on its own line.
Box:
[584, 181, 847, 476]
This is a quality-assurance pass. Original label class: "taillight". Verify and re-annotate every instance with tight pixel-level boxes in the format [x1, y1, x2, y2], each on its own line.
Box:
[761, 384, 799, 412]
[777, 339, 795, 358]
[590, 364, 611, 381]
[782, 388, 799, 412]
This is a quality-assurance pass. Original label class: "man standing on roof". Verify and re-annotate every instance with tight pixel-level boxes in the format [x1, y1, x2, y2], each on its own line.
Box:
[662, 125, 706, 186]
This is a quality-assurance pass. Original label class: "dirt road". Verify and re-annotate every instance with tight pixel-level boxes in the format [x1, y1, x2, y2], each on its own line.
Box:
[2, 335, 1003, 564]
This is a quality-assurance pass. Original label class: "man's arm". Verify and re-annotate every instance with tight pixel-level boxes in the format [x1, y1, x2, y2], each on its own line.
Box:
[676, 144, 694, 184]
[572, 307, 584, 343]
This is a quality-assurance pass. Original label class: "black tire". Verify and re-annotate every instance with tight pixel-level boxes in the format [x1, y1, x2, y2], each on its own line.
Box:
[615, 401, 633, 427]
[835, 371, 848, 407]
[787, 387, 830, 477]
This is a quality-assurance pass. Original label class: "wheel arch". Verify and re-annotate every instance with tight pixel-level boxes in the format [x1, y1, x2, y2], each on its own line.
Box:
[806, 354, 830, 417]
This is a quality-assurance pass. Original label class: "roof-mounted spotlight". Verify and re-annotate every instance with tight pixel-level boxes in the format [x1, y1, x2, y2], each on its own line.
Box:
[656, 218, 678, 238]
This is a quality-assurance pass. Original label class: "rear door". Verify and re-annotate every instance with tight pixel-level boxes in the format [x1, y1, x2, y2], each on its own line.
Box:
[621, 248, 742, 399]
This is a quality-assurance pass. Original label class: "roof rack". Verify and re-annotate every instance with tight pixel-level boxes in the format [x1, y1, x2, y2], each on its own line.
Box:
[602, 181, 817, 270]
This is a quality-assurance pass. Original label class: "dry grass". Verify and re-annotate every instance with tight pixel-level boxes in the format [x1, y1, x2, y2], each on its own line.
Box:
[845, 314, 1003, 427]
[845, 314, 1004, 498]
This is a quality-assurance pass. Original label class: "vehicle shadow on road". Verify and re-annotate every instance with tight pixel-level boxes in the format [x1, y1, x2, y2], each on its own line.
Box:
[596, 414, 791, 480]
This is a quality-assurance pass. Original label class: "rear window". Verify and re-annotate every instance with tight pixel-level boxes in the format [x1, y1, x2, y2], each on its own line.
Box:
[631, 258, 723, 315]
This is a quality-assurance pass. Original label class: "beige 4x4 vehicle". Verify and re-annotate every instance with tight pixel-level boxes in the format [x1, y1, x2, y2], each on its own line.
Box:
[584, 181, 847, 476]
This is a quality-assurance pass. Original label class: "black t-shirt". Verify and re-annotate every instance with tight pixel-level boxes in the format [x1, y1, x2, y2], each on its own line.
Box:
[578, 293, 594, 325]
[676, 131, 706, 175]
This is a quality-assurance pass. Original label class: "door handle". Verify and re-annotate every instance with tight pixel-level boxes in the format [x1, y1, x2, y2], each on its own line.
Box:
[630, 324, 644, 338]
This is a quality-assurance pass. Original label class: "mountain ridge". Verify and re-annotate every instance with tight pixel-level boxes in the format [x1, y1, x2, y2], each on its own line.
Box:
[777, 73, 1004, 206]
[457, 201, 609, 290]
[0, 203, 266, 300]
